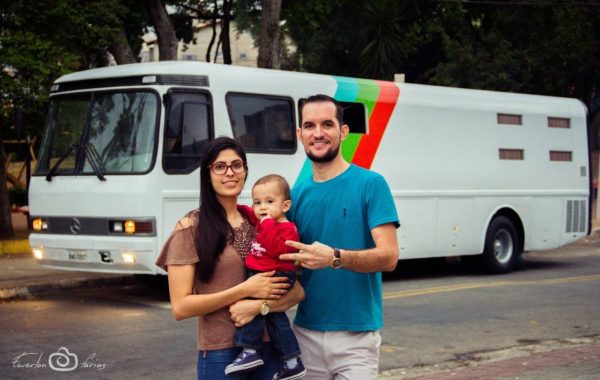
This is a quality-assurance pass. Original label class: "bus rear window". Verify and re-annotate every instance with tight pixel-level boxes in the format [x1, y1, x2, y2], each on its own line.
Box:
[226, 93, 296, 153]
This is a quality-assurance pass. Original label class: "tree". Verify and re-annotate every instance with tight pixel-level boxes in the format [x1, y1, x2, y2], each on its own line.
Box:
[281, 0, 600, 150]
[171, 0, 234, 63]
[257, 0, 282, 69]
[0, 135, 14, 238]
[354, 0, 408, 80]
[429, 1, 600, 151]
[109, 27, 138, 64]
[147, 0, 179, 60]
[282, 0, 448, 79]
[0, 0, 133, 237]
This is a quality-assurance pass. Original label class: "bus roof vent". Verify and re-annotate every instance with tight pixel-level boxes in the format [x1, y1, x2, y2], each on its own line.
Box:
[156, 75, 209, 87]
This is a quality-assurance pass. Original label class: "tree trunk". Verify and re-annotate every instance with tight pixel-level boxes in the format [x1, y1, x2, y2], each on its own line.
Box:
[146, 0, 178, 61]
[220, 0, 232, 64]
[109, 27, 137, 64]
[0, 133, 15, 239]
[257, 0, 282, 69]
[206, 0, 218, 62]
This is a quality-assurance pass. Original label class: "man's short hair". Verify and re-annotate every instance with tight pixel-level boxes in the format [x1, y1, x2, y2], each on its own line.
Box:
[299, 94, 344, 126]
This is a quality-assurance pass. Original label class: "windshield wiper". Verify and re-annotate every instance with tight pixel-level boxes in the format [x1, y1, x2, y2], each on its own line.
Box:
[45, 142, 106, 181]
[83, 143, 106, 181]
[45, 142, 80, 181]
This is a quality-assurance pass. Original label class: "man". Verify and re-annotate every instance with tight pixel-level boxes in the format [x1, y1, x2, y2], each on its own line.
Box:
[281, 94, 399, 379]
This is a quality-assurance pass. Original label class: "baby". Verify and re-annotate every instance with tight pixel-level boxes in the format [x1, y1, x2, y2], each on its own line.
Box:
[225, 174, 305, 380]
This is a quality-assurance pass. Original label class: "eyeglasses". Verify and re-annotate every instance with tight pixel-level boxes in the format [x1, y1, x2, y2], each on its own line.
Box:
[209, 160, 247, 175]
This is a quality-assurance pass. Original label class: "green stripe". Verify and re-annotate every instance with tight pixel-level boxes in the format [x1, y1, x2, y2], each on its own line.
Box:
[354, 78, 380, 118]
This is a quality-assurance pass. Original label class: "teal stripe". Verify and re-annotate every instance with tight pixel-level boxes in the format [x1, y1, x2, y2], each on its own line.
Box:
[333, 76, 359, 102]
[355, 78, 379, 118]
[293, 159, 313, 188]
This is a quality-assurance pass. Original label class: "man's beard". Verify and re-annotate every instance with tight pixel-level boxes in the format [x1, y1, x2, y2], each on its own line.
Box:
[306, 144, 340, 163]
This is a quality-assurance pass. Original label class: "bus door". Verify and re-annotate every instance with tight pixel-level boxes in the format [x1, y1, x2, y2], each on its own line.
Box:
[161, 90, 213, 242]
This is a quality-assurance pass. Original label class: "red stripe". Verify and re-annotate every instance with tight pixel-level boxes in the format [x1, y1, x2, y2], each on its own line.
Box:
[352, 81, 400, 169]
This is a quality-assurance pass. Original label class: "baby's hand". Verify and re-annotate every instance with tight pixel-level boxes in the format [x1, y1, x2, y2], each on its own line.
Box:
[259, 213, 272, 222]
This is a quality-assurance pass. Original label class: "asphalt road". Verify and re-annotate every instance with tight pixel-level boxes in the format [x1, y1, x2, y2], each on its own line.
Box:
[1, 235, 599, 379]
[378, 240, 600, 377]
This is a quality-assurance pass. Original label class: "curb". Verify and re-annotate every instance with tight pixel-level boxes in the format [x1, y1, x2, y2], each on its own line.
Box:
[0, 275, 136, 301]
[0, 239, 30, 255]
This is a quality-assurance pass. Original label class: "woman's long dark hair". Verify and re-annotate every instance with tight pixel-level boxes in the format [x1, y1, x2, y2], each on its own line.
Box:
[196, 136, 248, 282]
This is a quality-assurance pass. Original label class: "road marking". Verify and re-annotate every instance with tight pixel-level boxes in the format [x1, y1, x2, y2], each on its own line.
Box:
[382, 274, 600, 300]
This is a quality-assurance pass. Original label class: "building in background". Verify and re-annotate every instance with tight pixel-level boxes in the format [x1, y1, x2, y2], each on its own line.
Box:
[140, 21, 258, 67]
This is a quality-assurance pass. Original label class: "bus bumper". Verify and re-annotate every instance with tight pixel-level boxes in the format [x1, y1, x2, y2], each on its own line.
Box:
[28, 233, 159, 275]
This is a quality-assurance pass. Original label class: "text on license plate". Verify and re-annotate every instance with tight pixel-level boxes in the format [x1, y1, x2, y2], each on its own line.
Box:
[68, 251, 88, 261]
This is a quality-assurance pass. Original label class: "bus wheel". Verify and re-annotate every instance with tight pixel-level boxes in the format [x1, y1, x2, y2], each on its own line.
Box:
[481, 216, 521, 274]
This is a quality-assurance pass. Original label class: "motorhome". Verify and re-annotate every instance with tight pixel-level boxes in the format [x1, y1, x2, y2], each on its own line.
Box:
[28, 61, 592, 274]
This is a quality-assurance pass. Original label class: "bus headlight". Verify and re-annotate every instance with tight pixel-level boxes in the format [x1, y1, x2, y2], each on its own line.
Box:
[32, 247, 45, 260]
[122, 252, 137, 264]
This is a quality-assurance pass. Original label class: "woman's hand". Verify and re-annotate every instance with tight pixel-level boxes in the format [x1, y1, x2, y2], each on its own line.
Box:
[229, 299, 261, 327]
[243, 271, 290, 299]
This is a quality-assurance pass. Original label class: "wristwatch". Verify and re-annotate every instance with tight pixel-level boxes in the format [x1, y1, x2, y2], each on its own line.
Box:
[260, 300, 270, 316]
[331, 248, 343, 269]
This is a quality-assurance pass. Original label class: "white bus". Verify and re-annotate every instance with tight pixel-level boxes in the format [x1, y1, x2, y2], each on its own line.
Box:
[28, 61, 592, 275]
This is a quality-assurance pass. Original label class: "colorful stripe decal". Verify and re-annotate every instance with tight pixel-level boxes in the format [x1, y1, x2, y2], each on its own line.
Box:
[351, 80, 399, 169]
[293, 77, 400, 186]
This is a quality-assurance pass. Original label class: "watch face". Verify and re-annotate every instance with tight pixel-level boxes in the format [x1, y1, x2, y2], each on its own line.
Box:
[260, 302, 270, 315]
[331, 258, 342, 269]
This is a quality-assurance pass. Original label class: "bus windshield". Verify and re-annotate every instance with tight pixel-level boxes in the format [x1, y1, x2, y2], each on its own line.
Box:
[35, 90, 159, 177]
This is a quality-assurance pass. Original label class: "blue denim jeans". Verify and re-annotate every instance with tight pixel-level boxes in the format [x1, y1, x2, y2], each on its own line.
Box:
[234, 270, 300, 360]
[197, 344, 282, 380]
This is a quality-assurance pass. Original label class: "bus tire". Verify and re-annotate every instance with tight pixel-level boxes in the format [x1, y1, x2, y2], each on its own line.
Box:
[481, 216, 521, 274]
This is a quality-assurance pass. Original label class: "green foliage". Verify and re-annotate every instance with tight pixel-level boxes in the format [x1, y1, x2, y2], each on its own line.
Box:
[281, 0, 599, 149]
[0, 0, 132, 138]
[283, 0, 354, 75]
[283, 0, 465, 80]
[1, 0, 599, 149]
[431, 3, 600, 97]
[354, 0, 407, 80]
[234, 0, 263, 38]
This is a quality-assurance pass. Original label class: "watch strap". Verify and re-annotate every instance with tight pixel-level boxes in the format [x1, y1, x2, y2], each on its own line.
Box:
[331, 248, 343, 269]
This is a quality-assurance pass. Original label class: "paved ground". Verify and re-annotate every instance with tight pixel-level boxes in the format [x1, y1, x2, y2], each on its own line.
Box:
[2, 212, 599, 379]
[380, 336, 600, 379]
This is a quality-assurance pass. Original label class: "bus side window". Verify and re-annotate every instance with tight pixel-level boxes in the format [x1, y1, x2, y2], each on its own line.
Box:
[226, 93, 296, 154]
[164, 91, 213, 173]
[339, 102, 367, 134]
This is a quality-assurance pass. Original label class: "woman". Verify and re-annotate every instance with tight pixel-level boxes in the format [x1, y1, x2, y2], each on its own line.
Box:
[156, 136, 304, 379]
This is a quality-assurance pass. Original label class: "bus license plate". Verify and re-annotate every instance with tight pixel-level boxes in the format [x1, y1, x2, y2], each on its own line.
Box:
[68, 251, 88, 261]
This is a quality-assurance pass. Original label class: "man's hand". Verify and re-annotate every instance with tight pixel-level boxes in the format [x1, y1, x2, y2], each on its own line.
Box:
[281, 240, 334, 270]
